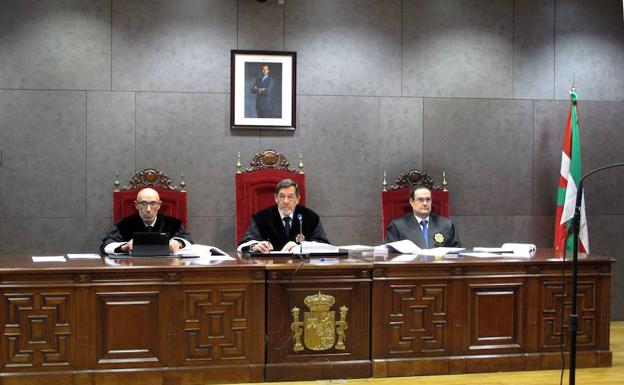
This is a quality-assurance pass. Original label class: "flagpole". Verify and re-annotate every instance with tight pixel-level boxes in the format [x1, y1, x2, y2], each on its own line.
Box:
[569, 162, 624, 385]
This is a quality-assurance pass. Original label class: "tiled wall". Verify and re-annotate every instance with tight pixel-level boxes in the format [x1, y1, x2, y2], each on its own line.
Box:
[0, 0, 622, 318]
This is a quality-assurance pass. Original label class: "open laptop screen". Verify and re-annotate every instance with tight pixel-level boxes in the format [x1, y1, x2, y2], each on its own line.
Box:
[131, 232, 170, 256]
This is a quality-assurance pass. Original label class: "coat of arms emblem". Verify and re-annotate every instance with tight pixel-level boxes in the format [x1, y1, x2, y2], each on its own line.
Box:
[291, 292, 348, 351]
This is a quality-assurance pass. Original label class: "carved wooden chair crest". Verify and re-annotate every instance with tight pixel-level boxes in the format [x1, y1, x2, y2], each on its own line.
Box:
[235, 149, 306, 244]
[112, 168, 188, 228]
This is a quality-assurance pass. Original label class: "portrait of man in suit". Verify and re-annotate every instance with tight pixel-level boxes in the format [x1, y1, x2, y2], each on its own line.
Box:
[386, 184, 462, 248]
[250, 64, 276, 118]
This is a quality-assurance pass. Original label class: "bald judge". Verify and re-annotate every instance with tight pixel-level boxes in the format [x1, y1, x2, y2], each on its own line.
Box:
[100, 187, 192, 254]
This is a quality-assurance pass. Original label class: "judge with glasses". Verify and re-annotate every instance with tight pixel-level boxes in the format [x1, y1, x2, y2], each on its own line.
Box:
[100, 187, 192, 254]
[385, 184, 461, 248]
[237, 178, 329, 253]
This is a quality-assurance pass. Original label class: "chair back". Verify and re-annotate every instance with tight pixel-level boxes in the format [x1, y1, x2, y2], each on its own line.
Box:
[235, 149, 305, 244]
[381, 169, 450, 240]
[113, 168, 188, 229]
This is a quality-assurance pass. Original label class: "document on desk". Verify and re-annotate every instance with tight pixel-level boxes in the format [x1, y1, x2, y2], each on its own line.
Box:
[67, 253, 101, 260]
[460, 252, 506, 258]
[385, 239, 421, 254]
[392, 254, 420, 262]
[32, 256, 66, 262]
[472, 243, 536, 258]
[300, 241, 341, 253]
[175, 244, 234, 260]
[414, 247, 465, 256]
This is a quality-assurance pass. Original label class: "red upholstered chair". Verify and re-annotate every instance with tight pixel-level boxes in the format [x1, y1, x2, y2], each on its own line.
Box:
[112, 168, 188, 229]
[381, 169, 450, 241]
[235, 149, 305, 244]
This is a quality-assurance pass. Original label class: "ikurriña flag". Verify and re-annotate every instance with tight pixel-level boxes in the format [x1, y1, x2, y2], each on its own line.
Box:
[554, 88, 589, 257]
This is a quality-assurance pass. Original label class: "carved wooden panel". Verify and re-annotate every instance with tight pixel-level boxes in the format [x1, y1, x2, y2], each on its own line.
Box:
[466, 282, 524, 352]
[183, 288, 248, 362]
[540, 279, 596, 350]
[2, 291, 72, 368]
[387, 283, 449, 355]
[95, 291, 160, 364]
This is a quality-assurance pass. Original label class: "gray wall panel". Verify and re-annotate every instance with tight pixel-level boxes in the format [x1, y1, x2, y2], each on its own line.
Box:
[112, 0, 236, 92]
[0, 219, 33, 256]
[0, 0, 110, 90]
[322, 216, 380, 246]
[511, 215, 553, 247]
[188, 216, 234, 251]
[286, 0, 401, 96]
[0, 90, 86, 218]
[31, 218, 110, 255]
[452, 215, 512, 247]
[555, 0, 624, 101]
[0, 218, 108, 256]
[423, 98, 533, 216]
[135, 92, 259, 217]
[578, 101, 624, 215]
[238, 0, 284, 50]
[514, 0, 554, 99]
[533, 100, 567, 215]
[403, 0, 514, 98]
[380, 97, 424, 184]
[261, 95, 380, 217]
[87, 91, 136, 218]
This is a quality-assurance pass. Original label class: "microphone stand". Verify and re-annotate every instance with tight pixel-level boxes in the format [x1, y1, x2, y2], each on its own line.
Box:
[297, 214, 304, 254]
[569, 162, 624, 385]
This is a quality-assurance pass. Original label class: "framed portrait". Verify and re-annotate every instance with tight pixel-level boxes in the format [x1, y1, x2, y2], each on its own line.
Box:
[230, 50, 296, 130]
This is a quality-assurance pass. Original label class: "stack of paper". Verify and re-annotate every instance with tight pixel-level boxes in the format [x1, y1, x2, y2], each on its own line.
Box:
[300, 241, 341, 253]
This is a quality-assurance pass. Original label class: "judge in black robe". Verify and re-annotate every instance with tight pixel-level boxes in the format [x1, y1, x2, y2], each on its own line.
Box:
[100, 187, 192, 254]
[237, 178, 329, 253]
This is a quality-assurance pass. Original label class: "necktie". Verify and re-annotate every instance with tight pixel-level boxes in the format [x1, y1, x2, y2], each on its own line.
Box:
[146, 225, 153, 232]
[421, 219, 429, 248]
[283, 217, 291, 238]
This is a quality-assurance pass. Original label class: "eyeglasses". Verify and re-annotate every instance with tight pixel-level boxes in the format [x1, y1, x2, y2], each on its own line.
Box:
[277, 194, 298, 201]
[136, 201, 161, 208]
[413, 197, 432, 203]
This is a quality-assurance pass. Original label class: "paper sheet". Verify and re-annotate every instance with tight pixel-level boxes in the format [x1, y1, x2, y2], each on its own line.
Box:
[66, 253, 101, 260]
[32, 256, 66, 262]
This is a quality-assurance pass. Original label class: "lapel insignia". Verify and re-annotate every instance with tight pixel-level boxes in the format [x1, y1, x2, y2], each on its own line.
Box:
[434, 233, 445, 244]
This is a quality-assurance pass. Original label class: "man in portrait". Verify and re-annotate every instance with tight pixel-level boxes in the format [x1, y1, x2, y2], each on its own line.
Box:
[250, 64, 275, 118]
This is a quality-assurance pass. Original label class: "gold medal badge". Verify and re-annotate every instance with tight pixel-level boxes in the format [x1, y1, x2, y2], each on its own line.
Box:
[434, 233, 445, 244]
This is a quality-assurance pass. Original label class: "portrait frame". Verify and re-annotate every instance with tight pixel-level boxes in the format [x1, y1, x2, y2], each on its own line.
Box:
[230, 50, 296, 130]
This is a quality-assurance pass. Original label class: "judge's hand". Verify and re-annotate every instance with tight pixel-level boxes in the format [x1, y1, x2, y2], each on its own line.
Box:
[120, 239, 133, 252]
[251, 241, 273, 253]
[169, 239, 182, 253]
[281, 241, 299, 252]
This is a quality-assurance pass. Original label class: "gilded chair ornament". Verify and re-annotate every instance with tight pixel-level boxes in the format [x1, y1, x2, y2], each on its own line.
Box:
[245, 149, 300, 173]
[113, 168, 184, 191]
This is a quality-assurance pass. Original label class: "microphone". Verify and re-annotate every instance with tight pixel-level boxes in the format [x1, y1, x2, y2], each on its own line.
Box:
[296, 214, 304, 253]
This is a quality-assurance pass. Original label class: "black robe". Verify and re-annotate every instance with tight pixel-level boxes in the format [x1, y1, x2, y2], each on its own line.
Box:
[239, 205, 329, 251]
[100, 213, 192, 254]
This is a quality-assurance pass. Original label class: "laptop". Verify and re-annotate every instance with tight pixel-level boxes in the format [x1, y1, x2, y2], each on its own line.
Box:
[131, 232, 171, 256]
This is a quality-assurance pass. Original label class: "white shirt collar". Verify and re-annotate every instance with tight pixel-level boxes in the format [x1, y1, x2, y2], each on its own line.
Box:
[414, 215, 430, 225]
